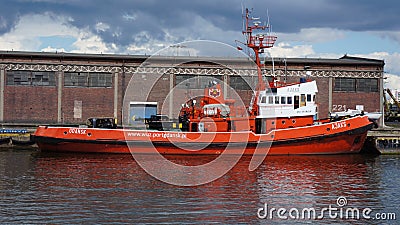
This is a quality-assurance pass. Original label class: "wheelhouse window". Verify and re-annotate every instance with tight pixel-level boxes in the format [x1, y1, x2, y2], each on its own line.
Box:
[281, 96, 286, 104]
[307, 94, 312, 102]
[261, 96, 266, 103]
[287, 96, 293, 104]
[274, 96, 279, 104]
[6, 70, 56, 86]
[268, 96, 274, 104]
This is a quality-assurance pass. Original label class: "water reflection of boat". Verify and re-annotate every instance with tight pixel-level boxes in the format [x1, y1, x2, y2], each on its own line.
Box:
[28, 153, 379, 223]
[252, 154, 380, 217]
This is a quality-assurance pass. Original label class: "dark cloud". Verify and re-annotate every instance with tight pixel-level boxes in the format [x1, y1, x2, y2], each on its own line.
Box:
[246, 0, 400, 32]
[1, 0, 399, 50]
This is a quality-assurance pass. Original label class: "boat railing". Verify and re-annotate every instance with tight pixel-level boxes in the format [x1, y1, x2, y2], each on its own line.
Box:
[248, 35, 277, 48]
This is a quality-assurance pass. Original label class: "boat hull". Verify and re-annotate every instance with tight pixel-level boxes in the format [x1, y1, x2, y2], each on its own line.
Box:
[33, 116, 373, 155]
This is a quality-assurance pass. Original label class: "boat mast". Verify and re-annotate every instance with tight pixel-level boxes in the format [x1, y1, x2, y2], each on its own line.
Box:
[241, 8, 277, 116]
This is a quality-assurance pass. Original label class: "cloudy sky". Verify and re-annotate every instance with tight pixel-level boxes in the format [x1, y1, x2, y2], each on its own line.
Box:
[0, 0, 399, 88]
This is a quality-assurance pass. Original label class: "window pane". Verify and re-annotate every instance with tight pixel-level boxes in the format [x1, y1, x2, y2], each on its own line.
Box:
[64, 72, 112, 87]
[261, 96, 266, 103]
[32, 71, 56, 86]
[175, 75, 222, 89]
[199, 76, 223, 89]
[64, 72, 88, 87]
[175, 75, 193, 88]
[6, 71, 30, 85]
[334, 78, 356, 92]
[275, 96, 279, 104]
[229, 76, 256, 90]
[307, 94, 312, 102]
[356, 78, 378, 92]
[287, 97, 293, 104]
[268, 96, 273, 104]
[6, 70, 55, 86]
[89, 73, 112, 87]
[281, 96, 286, 104]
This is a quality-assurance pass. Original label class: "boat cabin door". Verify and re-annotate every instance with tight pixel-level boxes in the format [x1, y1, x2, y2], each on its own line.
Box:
[255, 118, 267, 134]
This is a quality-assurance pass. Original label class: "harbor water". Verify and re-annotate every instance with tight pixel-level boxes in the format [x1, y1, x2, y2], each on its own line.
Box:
[0, 148, 399, 224]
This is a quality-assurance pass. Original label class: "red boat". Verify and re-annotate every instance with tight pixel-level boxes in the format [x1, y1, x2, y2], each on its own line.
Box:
[33, 8, 373, 155]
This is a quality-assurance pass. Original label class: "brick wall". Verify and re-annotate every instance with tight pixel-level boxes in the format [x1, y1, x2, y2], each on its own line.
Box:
[4, 86, 58, 123]
[314, 77, 330, 118]
[62, 87, 114, 124]
[332, 92, 381, 113]
[2, 74, 381, 124]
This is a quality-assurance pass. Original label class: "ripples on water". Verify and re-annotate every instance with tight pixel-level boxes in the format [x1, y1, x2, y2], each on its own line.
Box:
[0, 148, 399, 224]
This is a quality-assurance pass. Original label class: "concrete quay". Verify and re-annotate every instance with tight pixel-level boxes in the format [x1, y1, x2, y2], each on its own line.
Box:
[0, 124, 37, 148]
[366, 127, 400, 154]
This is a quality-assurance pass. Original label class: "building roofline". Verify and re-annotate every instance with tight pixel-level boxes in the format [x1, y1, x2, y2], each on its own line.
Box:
[0, 50, 384, 66]
[265, 55, 384, 66]
[0, 50, 149, 61]
[340, 54, 385, 64]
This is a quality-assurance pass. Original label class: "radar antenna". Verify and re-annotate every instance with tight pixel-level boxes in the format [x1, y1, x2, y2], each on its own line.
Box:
[236, 8, 277, 115]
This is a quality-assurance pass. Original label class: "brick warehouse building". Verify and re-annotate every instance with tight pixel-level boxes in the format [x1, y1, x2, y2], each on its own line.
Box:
[0, 51, 384, 126]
